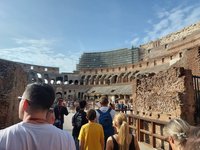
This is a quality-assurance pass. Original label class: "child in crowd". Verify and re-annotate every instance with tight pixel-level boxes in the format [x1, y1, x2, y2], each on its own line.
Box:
[78, 109, 104, 150]
[72, 100, 88, 150]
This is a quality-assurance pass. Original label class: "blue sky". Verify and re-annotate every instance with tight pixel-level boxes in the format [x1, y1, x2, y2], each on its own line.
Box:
[0, 0, 200, 72]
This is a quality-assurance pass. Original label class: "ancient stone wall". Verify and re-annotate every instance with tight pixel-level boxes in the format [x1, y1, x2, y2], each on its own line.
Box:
[133, 67, 195, 124]
[0, 60, 28, 129]
[173, 46, 200, 76]
[141, 21, 200, 49]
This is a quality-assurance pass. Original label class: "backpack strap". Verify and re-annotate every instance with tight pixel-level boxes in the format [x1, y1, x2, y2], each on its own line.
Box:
[107, 107, 112, 113]
[97, 108, 112, 114]
[97, 109, 103, 114]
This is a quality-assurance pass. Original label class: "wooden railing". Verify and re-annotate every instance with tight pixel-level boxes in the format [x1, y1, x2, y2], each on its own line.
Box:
[125, 113, 171, 150]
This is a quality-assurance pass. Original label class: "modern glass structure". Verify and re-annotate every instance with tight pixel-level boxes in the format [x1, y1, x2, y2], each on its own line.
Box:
[77, 48, 140, 70]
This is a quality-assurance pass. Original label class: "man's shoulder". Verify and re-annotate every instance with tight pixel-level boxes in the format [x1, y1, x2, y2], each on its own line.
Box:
[0, 122, 23, 136]
[94, 122, 104, 130]
[81, 123, 89, 128]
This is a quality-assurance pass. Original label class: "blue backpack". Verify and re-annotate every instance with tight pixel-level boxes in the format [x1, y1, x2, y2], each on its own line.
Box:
[97, 108, 114, 139]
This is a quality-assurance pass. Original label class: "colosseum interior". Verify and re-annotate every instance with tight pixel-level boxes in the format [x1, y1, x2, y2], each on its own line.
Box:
[1, 21, 200, 149]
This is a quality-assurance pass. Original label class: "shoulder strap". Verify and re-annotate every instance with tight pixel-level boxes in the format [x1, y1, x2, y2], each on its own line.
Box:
[107, 107, 112, 113]
[97, 109, 102, 114]
[111, 136, 118, 150]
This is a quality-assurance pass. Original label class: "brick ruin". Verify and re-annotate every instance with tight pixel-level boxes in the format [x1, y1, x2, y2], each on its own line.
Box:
[0, 60, 28, 129]
[133, 67, 195, 125]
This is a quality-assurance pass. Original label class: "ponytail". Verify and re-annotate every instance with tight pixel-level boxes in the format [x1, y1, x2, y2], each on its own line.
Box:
[118, 121, 130, 150]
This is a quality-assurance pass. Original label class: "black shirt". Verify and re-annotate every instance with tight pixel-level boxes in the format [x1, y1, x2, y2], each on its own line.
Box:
[54, 105, 68, 124]
[111, 135, 135, 150]
[72, 110, 88, 137]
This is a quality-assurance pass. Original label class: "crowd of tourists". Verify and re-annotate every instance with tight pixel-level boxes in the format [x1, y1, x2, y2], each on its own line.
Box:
[0, 82, 200, 150]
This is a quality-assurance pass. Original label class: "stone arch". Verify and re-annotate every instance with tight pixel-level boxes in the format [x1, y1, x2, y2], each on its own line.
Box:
[89, 75, 97, 85]
[56, 76, 63, 82]
[64, 81, 68, 84]
[123, 72, 131, 82]
[29, 71, 37, 82]
[56, 76, 63, 84]
[117, 72, 125, 83]
[64, 75, 68, 81]
[111, 75, 118, 84]
[56, 80, 62, 84]
[50, 79, 55, 84]
[85, 75, 91, 85]
[80, 75, 85, 85]
[74, 80, 79, 85]
[105, 74, 112, 85]
[99, 74, 107, 85]
[95, 75, 102, 85]
[69, 80, 73, 84]
[37, 73, 42, 79]
[129, 71, 139, 82]
[44, 79, 48, 84]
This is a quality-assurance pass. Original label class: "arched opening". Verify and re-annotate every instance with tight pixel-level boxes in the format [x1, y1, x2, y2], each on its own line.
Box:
[64, 81, 68, 85]
[44, 79, 48, 84]
[56, 76, 63, 82]
[111, 75, 118, 84]
[85, 75, 91, 85]
[37, 73, 42, 78]
[90, 75, 97, 85]
[95, 75, 102, 85]
[74, 80, 79, 85]
[50, 79, 55, 84]
[56, 80, 62, 84]
[69, 80, 73, 84]
[80, 75, 85, 85]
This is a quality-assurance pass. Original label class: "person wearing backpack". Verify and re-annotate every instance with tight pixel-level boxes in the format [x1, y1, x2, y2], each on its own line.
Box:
[72, 100, 88, 150]
[96, 96, 116, 146]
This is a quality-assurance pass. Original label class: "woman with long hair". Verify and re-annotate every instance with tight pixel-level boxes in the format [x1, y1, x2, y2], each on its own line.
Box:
[106, 113, 140, 150]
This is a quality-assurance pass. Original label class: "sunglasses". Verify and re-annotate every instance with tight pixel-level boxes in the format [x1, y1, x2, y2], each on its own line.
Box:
[18, 96, 22, 102]
[17, 96, 32, 105]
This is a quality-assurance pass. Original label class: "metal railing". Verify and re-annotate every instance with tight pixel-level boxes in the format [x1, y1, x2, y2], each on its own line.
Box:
[193, 75, 200, 124]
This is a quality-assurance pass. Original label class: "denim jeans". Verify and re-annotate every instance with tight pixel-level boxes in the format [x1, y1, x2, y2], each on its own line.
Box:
[73, 136, 79, 150]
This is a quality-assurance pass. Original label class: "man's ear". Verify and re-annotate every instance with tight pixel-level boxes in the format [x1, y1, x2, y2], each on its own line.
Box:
[23, 99, 29, 111]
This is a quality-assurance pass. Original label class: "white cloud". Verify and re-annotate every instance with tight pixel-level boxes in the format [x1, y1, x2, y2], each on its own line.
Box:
[0, 38, 79, 72]
[141, 4, 200, 44]
[157, 9, 170, 19]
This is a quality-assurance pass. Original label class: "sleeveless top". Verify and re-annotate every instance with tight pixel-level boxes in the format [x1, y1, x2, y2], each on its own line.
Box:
[111, 135, 135, 150]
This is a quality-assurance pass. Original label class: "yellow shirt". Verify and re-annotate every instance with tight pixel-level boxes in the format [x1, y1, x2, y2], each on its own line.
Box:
[78, 122, 104, 150]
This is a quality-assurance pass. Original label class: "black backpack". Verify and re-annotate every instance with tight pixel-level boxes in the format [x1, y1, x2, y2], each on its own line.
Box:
[73, 111, 83, 129]
[97, 108, 114, 139]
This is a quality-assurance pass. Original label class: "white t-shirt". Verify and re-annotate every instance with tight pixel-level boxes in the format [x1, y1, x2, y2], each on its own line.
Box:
[0, 122, 75, 150]
[96, 106, 116, 123]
